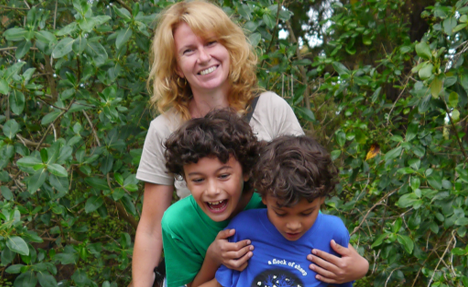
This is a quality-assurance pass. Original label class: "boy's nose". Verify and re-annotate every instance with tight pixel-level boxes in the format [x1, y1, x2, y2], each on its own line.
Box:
[286, 221, 301, 231]
[205, 180, 220, 197]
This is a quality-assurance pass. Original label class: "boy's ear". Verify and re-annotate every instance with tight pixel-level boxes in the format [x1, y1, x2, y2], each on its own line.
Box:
[261, 196, 267, 205]
[243, 173, 249, 182]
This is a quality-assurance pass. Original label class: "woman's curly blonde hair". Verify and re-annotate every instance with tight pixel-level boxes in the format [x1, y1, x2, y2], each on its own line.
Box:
[148, 0, 259, 120]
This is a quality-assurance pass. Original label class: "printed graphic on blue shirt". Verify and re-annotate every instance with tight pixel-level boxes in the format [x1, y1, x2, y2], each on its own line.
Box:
[251, 268, 303, 287]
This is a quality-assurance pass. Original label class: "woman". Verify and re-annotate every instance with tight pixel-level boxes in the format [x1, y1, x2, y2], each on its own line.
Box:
[132, 1, 368, 286]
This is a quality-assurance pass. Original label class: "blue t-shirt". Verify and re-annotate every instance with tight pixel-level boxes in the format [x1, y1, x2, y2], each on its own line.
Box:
[215, 209, 353, 287]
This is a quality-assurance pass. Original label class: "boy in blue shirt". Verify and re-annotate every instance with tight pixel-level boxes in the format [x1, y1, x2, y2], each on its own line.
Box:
[214, 135, 353, 287]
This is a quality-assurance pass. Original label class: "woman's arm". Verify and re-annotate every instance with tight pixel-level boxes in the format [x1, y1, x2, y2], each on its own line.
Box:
[307, 240, 369, 284]
[132, 183, 173, 287]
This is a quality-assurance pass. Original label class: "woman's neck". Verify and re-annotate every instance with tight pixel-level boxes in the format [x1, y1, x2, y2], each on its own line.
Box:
[189, 86, 230, 118]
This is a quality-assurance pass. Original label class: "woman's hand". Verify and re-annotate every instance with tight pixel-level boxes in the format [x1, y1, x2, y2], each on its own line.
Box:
[206, 229, 254, 271]
[307, 240, 369, 284]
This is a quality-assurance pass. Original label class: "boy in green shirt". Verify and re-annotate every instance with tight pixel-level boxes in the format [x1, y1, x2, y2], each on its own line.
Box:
[162, 109, 261, 287]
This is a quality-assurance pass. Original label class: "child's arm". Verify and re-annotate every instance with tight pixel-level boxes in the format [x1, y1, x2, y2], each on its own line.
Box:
[307, 240, 369, 284]
[188, 229, 253, 287]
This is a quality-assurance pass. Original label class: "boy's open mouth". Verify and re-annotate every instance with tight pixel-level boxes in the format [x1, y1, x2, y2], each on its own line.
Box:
[206, 199, 228, 213]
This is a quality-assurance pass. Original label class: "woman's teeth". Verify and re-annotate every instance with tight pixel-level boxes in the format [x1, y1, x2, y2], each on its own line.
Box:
[199, 66, 217, 75]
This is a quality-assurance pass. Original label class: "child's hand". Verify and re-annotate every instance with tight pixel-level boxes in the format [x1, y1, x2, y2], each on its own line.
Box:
[307, 240, 369, 284]
[207, 229, 254, 271]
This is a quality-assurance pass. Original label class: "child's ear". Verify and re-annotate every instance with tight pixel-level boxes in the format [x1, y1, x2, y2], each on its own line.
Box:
[243, 173, 249, 182]
[261, 196, 267, 205]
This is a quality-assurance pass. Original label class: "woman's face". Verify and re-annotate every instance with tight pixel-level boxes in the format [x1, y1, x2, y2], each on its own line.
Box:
[173, 23, 231, 96]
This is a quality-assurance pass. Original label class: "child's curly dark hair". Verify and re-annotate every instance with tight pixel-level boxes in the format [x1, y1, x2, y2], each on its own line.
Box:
[253, 135, 338, 207]
[164, 108, 260, 184]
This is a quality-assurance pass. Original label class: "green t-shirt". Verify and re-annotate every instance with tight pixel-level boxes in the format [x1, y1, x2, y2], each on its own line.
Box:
[161, 193, 265, 287]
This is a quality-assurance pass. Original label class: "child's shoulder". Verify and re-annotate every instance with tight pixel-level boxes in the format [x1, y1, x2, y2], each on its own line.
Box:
[229, 208, 266, 226]
[162, 196, 197, 231]
[317, 213, 349, 236]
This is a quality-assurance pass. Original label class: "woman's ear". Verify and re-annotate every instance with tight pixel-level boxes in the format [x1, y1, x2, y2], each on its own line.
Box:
[175, 64, 184, 79]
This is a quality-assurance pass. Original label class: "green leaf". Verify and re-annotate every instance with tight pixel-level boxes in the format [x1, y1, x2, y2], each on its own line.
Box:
[113, 7, 132, 20]
[443, 16, 457, 35]
[448, 91, 458, 108]
[49, 174, 69, 193]
[34, 31, 57, 44]
[292, 59, 312, 66]
[418, 63, 433, 79]
[397, 234, 414, 254]
[86, 41, 108, 66]
[14, 271, 37, 287]
[10, 90, 25, 115]
[384, 146, 402, 161]
[296, 107, 315, 122]
[17, 156, 42, 167]
[0, 78, 9, 95]
[371, 87, 381, 103]
[52, 38, 75, 59]
[4, 27, 27, 41]
[415, 42, 432, 60]
[85, 196, 104, 213]
[27, 168, 47, 193]
[455, 217, 468, 226]
[410, 177, 421, 190]
[331, 150, 341, 161]
[6, 236, 29, 256]
[120, 194, 136, 216]
[54, 252, 78, 265]
[3, 119, 20, 139]
[1, 186, 13, 200]
[116, 28, 133, 49]
[5, 264, 24, 274]
[84, 177, 109, 190]
[41, 110, 62, 125]
[371, 233, 388, 248]
[72, 36, 88, 54]
[15, 40, 32, 59]
[37, 271, 58, 287]
[405, 122, 418, 142]
[57, 22, 78, 36]
[332, 62, 350, 75]
[335, 130, 346, 147]
[430, 77, 443, 98]
[248, 32, 262, 47]
[453, 23, 468, 33]
[451, 109, 460, 122]
[47, 164, 68, 177]
[397, 167, 415, 174]
[112, 187, 126, 201]
[428, 176, 442, 190]
[262, 13, 275, 30]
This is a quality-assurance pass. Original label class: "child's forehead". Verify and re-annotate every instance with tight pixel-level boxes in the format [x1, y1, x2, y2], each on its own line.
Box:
[267, 196, 323, 210]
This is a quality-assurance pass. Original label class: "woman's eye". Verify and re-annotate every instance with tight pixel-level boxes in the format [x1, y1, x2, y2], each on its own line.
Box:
[207, 41, 217, 46]
[183, 48, 193, 55]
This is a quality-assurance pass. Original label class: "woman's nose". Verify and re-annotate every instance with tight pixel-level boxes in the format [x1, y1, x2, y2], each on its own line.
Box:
[198, 48, 211, 63]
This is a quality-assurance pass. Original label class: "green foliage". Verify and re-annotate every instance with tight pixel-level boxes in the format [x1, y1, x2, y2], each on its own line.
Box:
[1, 0, 468, 286]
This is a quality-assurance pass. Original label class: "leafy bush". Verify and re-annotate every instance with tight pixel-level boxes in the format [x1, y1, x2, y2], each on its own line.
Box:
[1, 0, 468, 286]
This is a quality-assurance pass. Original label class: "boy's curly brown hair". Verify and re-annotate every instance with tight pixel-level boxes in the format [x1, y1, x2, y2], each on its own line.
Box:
[164, 108, 260, 184]
[253, 135, 338, 207]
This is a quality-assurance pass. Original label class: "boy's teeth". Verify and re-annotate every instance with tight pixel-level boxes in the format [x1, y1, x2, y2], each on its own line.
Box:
[199, 66, 216, 75]
[208, 200, 224, 205]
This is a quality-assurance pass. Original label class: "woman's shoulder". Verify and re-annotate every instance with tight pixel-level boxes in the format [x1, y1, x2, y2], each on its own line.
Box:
[256, 91, 292, 111]
[148, 108, 184, 135]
